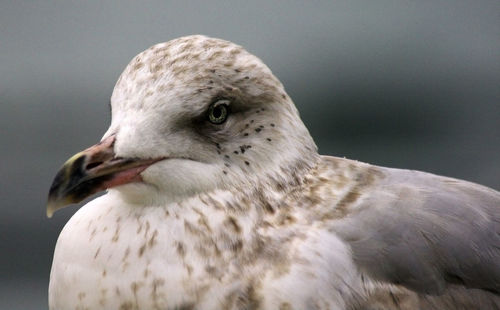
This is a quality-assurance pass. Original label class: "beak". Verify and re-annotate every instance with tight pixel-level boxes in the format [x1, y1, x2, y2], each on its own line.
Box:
[47, 135, 162, 218]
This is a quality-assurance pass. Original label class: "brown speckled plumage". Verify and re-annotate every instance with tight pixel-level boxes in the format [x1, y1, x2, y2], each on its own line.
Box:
[48, 35, 500, 310]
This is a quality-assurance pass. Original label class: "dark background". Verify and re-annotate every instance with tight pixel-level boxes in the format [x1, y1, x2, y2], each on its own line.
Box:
[1, 1, 498, 309]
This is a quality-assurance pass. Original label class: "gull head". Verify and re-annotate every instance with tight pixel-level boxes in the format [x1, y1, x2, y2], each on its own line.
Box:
[47, 35, 317, 217]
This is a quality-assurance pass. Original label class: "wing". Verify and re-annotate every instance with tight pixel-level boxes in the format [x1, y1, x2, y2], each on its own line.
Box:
[329, 161, 500, 295]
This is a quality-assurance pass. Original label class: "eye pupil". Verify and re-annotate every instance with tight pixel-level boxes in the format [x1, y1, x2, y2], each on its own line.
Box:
[208, 100, 229, 124]
[213, 106, 222, 118]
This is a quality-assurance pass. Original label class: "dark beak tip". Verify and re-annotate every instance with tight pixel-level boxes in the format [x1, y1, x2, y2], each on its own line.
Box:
[46, 136, 118, 218]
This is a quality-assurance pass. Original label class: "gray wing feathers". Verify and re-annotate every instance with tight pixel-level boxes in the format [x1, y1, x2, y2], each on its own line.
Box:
[332, 167, 500, 295]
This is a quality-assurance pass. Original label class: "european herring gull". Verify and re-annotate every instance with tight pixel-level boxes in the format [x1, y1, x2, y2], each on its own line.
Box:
[47, 35, 500, 310]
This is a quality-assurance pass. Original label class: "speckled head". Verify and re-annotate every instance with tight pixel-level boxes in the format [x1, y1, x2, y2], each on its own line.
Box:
[48, 35, 319, 213]
[112, 35, 286, 112]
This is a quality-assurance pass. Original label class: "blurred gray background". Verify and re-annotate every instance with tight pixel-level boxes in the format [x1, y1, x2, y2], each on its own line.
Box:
[1, 1, 498, 309]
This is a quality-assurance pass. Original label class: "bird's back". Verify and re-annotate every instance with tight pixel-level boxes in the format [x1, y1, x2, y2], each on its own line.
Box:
[318, 156, 500, 309]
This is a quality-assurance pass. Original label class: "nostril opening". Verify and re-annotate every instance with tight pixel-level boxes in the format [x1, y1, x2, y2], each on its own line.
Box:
[86, 162, 102, 170]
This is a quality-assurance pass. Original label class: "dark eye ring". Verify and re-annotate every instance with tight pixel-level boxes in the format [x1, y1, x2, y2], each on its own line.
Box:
[208, 100, 229, 124]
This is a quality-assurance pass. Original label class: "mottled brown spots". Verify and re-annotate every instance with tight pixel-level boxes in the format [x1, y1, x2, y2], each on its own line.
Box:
[119, 301, 133, 310]
[131, 281, 143, 294]
[153, 46, 170, 56]
[208, 50, 223, 61]
[280, 302, 292, 310]
[194, 241, 211, 257]
[150, 63, 162, 73]
[244, 161, 250, 166]
[99, 288, 108, 306]
[143, 268, 150, 278]
[176, 241, 186, 257]
[121, 262, 129, 272]
[171, 52, 191, 66]
[102, 269, 107, 277]
[185, 263, 193, 275]
[336, 191, 361, 209]
[368, 166, 386, 180]
[89, 227, 97, 241]
[224, 216, 242, 233]
[202, 195, 225, 210]
[123, 246, 130, 262]
[151, 278, 166, 308]
[179, 303, 195, 310]
[152, 278, 165, 288]
[78, 292, 86, 301]
[219, 42, 230, 49]
[132, 62, 144, 71]
[230, 48, 242, 55]
[277, 214, 296, 226]
[148, 229, 158, 248]
[180, 42, 194, 53]
[202, 264, 216, 277]
[171, 65, 188, 76]
[271, 258, 292, 278]
[138, 243, 147, 257]
[190, 52, 201, 60]
[86, 220, 93, 231]
[197, 215, 212, 233]
[303, 184, 324, 206]
[129, 281, 143, 309]
[256, 190, 275, 214]
[111, 226, 120, 242]
[230, 239, 243, 253]
[270, 176, 287, 192]
[144, 220, 150, 237]
[229, 284, 261, 310]
[93, 246, 101, 259]
[333, 167, 382, 217]
[158, 84, 168, 92]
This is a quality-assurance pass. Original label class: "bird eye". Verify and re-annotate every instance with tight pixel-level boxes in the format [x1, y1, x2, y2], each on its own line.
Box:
[208, 100, 229, 124]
